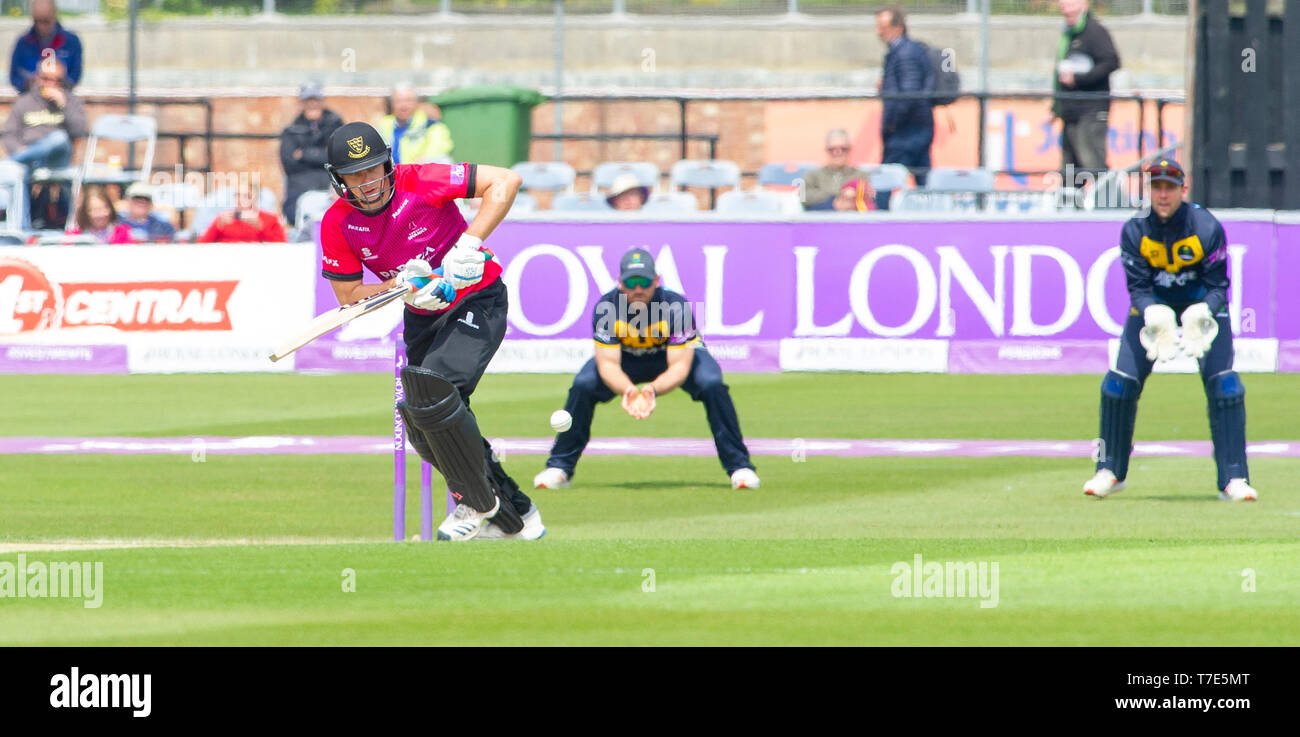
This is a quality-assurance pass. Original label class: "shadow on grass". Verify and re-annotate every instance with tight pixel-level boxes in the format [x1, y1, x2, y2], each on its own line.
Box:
[603, 481, 711, 491]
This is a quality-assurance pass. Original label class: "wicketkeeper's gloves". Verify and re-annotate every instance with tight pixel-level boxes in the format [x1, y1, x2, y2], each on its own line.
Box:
[1139, 304, 1180, 363]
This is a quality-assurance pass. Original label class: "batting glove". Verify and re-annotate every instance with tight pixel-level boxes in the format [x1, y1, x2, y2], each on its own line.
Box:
[404, 277, 456, 312]
[1179, 302, 1219, 359]
[394, 258, 434, 292]
[442, 234, 487, 291]
[1139, 304, 1180, 363]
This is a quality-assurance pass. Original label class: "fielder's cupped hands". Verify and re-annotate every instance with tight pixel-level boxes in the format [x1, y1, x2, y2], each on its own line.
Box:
[1178, 302, 1219, 359]
[621, 385, 642, 419]
[1139, 304, 1180, 363]
[637, 385, 656, 419]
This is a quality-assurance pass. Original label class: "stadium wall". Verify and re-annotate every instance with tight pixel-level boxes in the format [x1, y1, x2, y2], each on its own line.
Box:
[3, 211, 1293, 375]
[5, 14, 1188, 92]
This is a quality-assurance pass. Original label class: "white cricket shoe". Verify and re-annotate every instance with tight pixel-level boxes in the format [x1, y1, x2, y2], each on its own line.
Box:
[1219, 478, 1258, 502]
[477, 503, 547, 540]
[533, 467, 571, 489]
[435, 498, 499, 541]
[1083, 469, 1125, 498]
[731, 468, 761, 490]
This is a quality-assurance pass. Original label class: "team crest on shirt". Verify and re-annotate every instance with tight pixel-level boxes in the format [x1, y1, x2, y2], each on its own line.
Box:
[347, 136, 370, 158]
[450, 164, 464, 185]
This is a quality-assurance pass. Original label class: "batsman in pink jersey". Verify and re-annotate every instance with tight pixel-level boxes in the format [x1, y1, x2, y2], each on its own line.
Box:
[320, 121, 543, 541]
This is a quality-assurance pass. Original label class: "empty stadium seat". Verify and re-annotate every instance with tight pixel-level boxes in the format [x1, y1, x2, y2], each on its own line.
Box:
[552, 192, 613, 212]
[640, 191, 699, 215]
[867, 164, 912, 193]
[593, 161, 660, 191]
[511, 161, 577, 192]
[927, 167, 996, 193]
[758, 162, 818, 189]
[670, 159, 741, 190]
[716, 189, 796, 215]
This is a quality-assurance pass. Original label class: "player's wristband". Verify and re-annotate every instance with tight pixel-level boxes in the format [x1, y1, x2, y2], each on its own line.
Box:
[455, 233, 483, 250]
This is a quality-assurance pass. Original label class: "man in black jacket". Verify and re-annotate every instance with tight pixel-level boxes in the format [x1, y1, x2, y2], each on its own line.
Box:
[1054, 0, 1120, 179]
[876, 5, 934, 204]
[280, 81, 343, 224]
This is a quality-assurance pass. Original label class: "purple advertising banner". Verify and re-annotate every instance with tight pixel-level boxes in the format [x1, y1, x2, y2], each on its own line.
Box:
[302, 217, 1292, 373]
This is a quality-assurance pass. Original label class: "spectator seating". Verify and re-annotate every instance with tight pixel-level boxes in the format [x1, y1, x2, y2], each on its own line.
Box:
[926, 167, 996, 194]
[716, 189, 799, 215]
[552, 192, 613, 212]
[294, 190, 336, 231]
[511, 161, 576, 193]
[758, 162, 818, 190]
[592, 161, 660, 192]
[67, 114, 158, 204]
[670, 159, 741, 191]
[641, 191, 699, 215]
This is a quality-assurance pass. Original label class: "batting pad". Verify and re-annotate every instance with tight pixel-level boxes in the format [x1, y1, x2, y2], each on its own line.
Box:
[399, 367, 524, 533]
[1098, 371, 1140, 481]
[1206, 371, 1249, 490]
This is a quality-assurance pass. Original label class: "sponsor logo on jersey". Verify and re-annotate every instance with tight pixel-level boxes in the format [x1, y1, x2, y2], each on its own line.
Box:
[450, 164, 465, 185]
[346, 224, 370, 233]
[361, 247, 377, 260]
[408, 226, 428, 241]
[391, 198, 409, 219]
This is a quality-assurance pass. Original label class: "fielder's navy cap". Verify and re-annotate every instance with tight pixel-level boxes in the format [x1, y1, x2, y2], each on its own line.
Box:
[619, 248, 656, 281]
[1147, 158, 1185, 185]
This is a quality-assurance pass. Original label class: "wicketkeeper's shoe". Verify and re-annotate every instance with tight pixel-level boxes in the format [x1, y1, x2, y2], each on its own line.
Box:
[477, 503, 547, 540]
[533, 467, 571, 489]
[731, 468, 761, 490]
[1219, 478, 1258, 502]
[1083, 469, 1125, 498]
[435, 498, 499, 541]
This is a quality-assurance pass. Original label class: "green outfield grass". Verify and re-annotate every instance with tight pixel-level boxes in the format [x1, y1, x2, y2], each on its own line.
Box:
[1, 373, 1297, 645]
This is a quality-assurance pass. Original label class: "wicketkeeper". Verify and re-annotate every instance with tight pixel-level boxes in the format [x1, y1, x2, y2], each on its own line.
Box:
[1084, 158, 1256, 501]
[319, 121, 544, 540]
[534, 248, 760, 491]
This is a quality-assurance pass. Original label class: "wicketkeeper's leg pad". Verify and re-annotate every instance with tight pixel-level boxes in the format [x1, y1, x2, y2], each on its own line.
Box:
[399, 367, 524, 533]
[1098, 371, 1141, 481]
[1206, 371, 1248, 490]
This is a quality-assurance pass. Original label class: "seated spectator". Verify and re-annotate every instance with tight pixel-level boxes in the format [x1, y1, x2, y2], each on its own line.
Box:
[119, 182, 176, 243]
[198, 186, 286, 243]
[801, 129, 870, 210]
[831, 179, 877, 212]
[2, 57, 84, 179]
[375, 83, 453, 165]
[10, 0, 82, 94]
[280, 81, 343, 224]
[68, 185, 132, 244]
[606, 174, 648, 211]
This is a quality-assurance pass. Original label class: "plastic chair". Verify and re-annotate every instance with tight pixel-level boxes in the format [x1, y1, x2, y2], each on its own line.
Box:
[511, 161, 576, 193]
[71, 115, 158, 203]
[670, 159, 741, 190]
[552, 192, 613, 212]
[867, 164, 912, 193]
[641, 192, 699, 215]
[758, 162, 818, 188]
[294, 190, 336, 231]
[592, 161, 660, 191]
[715, 189, 787, 215]
[926, 167, 995, 193]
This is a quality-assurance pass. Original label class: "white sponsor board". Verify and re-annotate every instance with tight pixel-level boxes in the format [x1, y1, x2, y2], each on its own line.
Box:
[1107, 338, 1278, 374]
[779, 338, 949, 372]
[0, 244, 316, 372]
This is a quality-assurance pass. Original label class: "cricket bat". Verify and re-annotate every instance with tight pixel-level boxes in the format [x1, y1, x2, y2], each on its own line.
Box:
[270, 252, 491, 363]
[268, 282, 418, 362]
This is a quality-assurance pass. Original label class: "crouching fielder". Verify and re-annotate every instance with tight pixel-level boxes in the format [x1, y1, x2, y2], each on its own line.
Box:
[1084, 158, 1255, 501]
[320, 121, 543, 540]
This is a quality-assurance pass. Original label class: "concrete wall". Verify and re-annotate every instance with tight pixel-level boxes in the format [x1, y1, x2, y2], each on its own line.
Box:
[0, 12, 1187, 92]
